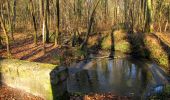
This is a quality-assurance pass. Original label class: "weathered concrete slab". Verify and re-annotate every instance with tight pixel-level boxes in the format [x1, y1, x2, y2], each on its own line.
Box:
[0, 59, 68, 100]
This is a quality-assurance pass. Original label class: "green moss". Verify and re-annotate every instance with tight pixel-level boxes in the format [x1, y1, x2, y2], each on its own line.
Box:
[52, 55, 64, 64]
[49, 32, 55, 42]
[157, 55, 168, 68]
[144, 35, 169, 69]
[165, 85, 170, 94]
[101, 34, 130, 53]
[101, 35, 111, 50]
[75, 48, 86, 57]
[0, 59, 63, 100]
[115, 41, 131, 53]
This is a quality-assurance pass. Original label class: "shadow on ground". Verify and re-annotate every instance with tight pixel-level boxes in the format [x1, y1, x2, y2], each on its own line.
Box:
[127, 32, 151, 58]
[88, 33, 102, 54]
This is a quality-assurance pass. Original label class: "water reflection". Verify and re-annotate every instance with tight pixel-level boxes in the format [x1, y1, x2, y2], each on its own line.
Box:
[67, 58, 170, 98]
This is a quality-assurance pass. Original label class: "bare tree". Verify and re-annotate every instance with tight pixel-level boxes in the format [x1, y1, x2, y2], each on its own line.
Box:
[0, 13, 11, 57]
[54, 0, 60, 46]
[30, 0, 38, 45]
[81, 0, 101, 49]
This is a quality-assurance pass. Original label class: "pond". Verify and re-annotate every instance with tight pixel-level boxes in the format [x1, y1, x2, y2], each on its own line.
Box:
[66, 57, 170, 99]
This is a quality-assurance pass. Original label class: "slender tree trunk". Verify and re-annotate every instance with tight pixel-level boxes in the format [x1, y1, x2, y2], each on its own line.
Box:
[165, 5, 170, 32]
[39, 0, 42, 16]
[0, 15, 11, 57]
[0, 36, 2, 47]
[81, 0, 101, 49]
[45, 0, 50, 43]
[158, 21, 162, 32]
[41, 0, 46, 52]
[6, 0, 14, 40]
[124, 0, 128, 29]
[55, 0, 60, 46]
[42, 18, 46, 52]
[39, 0, 42, 26]
[11, 0, 17, 39]
[130, 8, 134, 33]
[104, 0, 108, 23]
[164, 20, 168, 32]
[30, 0, 38, 45]
[12, 0, 16, 29]
[145, 0, 153, 32]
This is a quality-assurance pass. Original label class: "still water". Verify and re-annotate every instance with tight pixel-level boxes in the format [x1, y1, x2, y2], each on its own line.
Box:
[67, 58, 170, 98]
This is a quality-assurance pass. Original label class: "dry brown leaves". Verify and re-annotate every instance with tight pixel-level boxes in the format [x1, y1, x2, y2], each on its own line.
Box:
[0, 85, 43, 100]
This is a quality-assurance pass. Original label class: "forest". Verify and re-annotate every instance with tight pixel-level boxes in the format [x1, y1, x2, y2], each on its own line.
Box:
[0, 0, 170, 100]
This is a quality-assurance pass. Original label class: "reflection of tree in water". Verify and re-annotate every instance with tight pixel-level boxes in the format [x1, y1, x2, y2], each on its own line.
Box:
[75, 70, 92, 91]
[125, 60, 151, 96]
[107, 59, 114, 84]
[68, 58, 168, 97]
[148, 64, 169, 84]
[104, 59, 150, 95]
[96, 59, 108, 86]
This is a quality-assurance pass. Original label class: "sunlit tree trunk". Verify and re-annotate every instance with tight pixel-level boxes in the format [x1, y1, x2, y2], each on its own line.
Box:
[11, 0, 17, 38]
[145, 0, 153, 32]
[81, 0, 101, 49]
[41, 0, 46, 52]
[164, 5, 169, 32]
[6, 0, 14, 40]
[0, 14, 11, 57]
[30, 0, 38, 45]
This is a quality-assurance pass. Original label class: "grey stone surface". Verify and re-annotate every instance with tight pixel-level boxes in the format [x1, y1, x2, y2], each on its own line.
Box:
[0, 59, 68, 100]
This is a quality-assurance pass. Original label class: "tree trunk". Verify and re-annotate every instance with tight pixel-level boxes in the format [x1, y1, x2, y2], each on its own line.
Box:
[41, 0, 46, 52]
[0, 36, 2, 47]
[6, 0, 14, 40]
[0, 14, 11, 57]
[45, 0, 49, 43]
[124, 0, 128, 29]
[11, 0, 17, 38]
[81, 0, 101, 50]
[145, 0, 153, 32]
[129, 8, 134, 33]
[55, 0, 60, 46]
[165, 5, 170, 32]
[164, 20, 168, 32]
[30, 0, 38, 45]
[12, 0, 16, 29]
[42, 18, 46, 52]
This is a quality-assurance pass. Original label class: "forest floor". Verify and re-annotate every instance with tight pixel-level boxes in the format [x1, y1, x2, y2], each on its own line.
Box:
[70, 93, 131, 100]
[0, 84, 43, 100]
[0, 84, 131, 100]
[1, 31, 170, 65]
[0, 32, 70, 65]
[0, 31, 87, 66]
